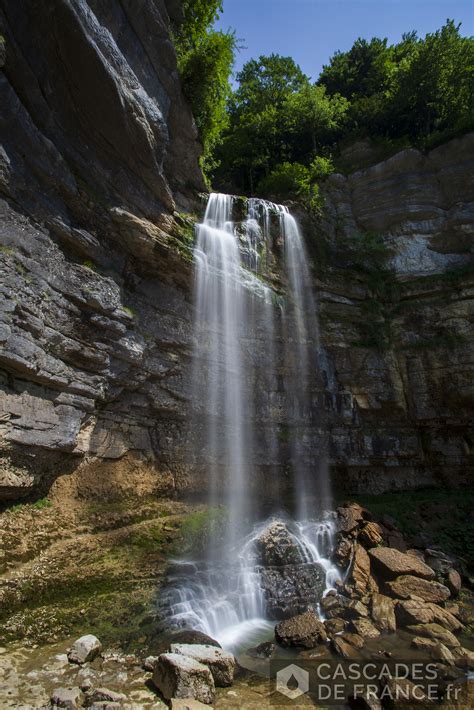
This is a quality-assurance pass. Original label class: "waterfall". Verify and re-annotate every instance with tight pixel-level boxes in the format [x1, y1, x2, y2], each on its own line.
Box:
[164, 193, 337, 650]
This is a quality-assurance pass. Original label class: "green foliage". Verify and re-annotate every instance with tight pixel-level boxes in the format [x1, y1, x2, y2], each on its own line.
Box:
[174, 1, 223, 56]
[9, 498, 52, 514]
[172, 1, 235, 177]
[176, 507, 228, 557]
[208, 20, 472, 193]
[178, 30, 236, 175]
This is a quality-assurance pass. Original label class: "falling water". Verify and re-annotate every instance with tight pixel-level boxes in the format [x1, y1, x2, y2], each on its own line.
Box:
[165, 193, 337, 649]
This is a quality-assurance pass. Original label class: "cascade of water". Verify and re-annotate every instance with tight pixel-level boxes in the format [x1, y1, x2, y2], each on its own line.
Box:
[280, 209, 332, 518]
[169, 193, 336, 650]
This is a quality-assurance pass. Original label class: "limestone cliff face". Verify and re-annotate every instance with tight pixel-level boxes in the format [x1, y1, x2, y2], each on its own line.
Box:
[0, 0, 204, 498]
[312, 133, 474, 493]
[0, 2, 472, 500]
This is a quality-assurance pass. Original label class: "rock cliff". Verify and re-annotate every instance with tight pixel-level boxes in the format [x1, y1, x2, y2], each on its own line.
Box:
[0, 1, 472, 500]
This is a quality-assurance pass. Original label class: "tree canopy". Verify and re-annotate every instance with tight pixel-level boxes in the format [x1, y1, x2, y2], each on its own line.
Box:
[172, 12, 473, 192]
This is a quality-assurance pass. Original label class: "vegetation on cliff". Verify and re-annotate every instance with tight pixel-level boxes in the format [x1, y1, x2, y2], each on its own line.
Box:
[176, 7, 473, 194]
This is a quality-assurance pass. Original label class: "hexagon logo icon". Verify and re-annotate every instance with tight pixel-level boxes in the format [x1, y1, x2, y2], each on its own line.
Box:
[276, 663, 309, 699]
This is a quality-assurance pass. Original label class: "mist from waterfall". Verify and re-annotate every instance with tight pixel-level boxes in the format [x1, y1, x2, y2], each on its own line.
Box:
[167, 193, 337, 648]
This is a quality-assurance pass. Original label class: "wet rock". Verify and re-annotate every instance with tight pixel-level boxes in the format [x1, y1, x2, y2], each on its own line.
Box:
[371, 593, 397, 632]
[351, 618, 380, 639]
[331, 636, 359, 658]
[259, 562, 326, 619]
[446, 569, 462, 597]
[275, 609, 327, 648]
[385, 575, 450, 603]
[67, 634, 102, 664]
[333, 537, 354, 567]
[336, 503, 367, 533]
[396, 599, 463, 631]
[411, 637, 455, 665]
[254, 521, 304, 566]
[171, 644, 235, 687]
[50, 686, 83, 709]
[340, 599, 369, 620]
[341, 632, 365, 648]
[406, 623, 461, 648]
[246, 641, 275, 658]
[359, 522, 384, 548]
[348, 544, 377, 594]
[368, 547, 435, 581]
[324, 618, 346, 635]
[152, 652, 215, 704]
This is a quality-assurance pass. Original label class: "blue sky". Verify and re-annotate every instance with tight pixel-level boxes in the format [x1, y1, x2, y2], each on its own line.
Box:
[215, 0, 474, 82]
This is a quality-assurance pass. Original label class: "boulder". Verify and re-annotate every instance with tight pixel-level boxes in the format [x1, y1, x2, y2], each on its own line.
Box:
[340, 599, 369, 620]
[333, 537, 354, 567]
[50, 687, 84, 709]
[446, 569, 462, 597]
[324, 618, 346, 635]
[246, 641, 275, 659]
[396, 600, 463, 631]
[368, 547, 435, 581]
[254, 521, 304, 566]
[411, 637, 455, 665]
[89, 703, 121, 710]
[336, 503, 367, 533]
[359, 522, 384, 548]
[171, 644, 235, 687]
[341, 632, 365, 649]
[259, 562, 326, 618]
[351, 618, 380, 639]
[152, 653, 215, 704]
[406, 624, 461, 648]
[275, 609, 327, 648]
[67, 635, 102, 664]
[371, 593, 396, 632]
[349, 544, 376, 594]
[385, 575, 450, 603]
[331, 636, 359, 659]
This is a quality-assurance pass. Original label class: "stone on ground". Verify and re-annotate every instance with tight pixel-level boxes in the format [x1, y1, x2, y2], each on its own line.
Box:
[331, 636, 359, 659]
[50, 686, 83, 709]
[351, 618, 380, 639]
[370, 593, 396, 632]
[385, 575, 450, 602]
[368, 547, 435, 581]
[275, 609, 327, 648]
[446, 568, 462, 596]
[359, 521, 384, 548]
[411, 637, 455, 665]
[152, 652, 215, 704]
[67, 634, 102, 664]
[349, 544, 376, 594]
[406, 623, 461, 648]
[396, 599, 463, 631]
[170, 644, 235, 686]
